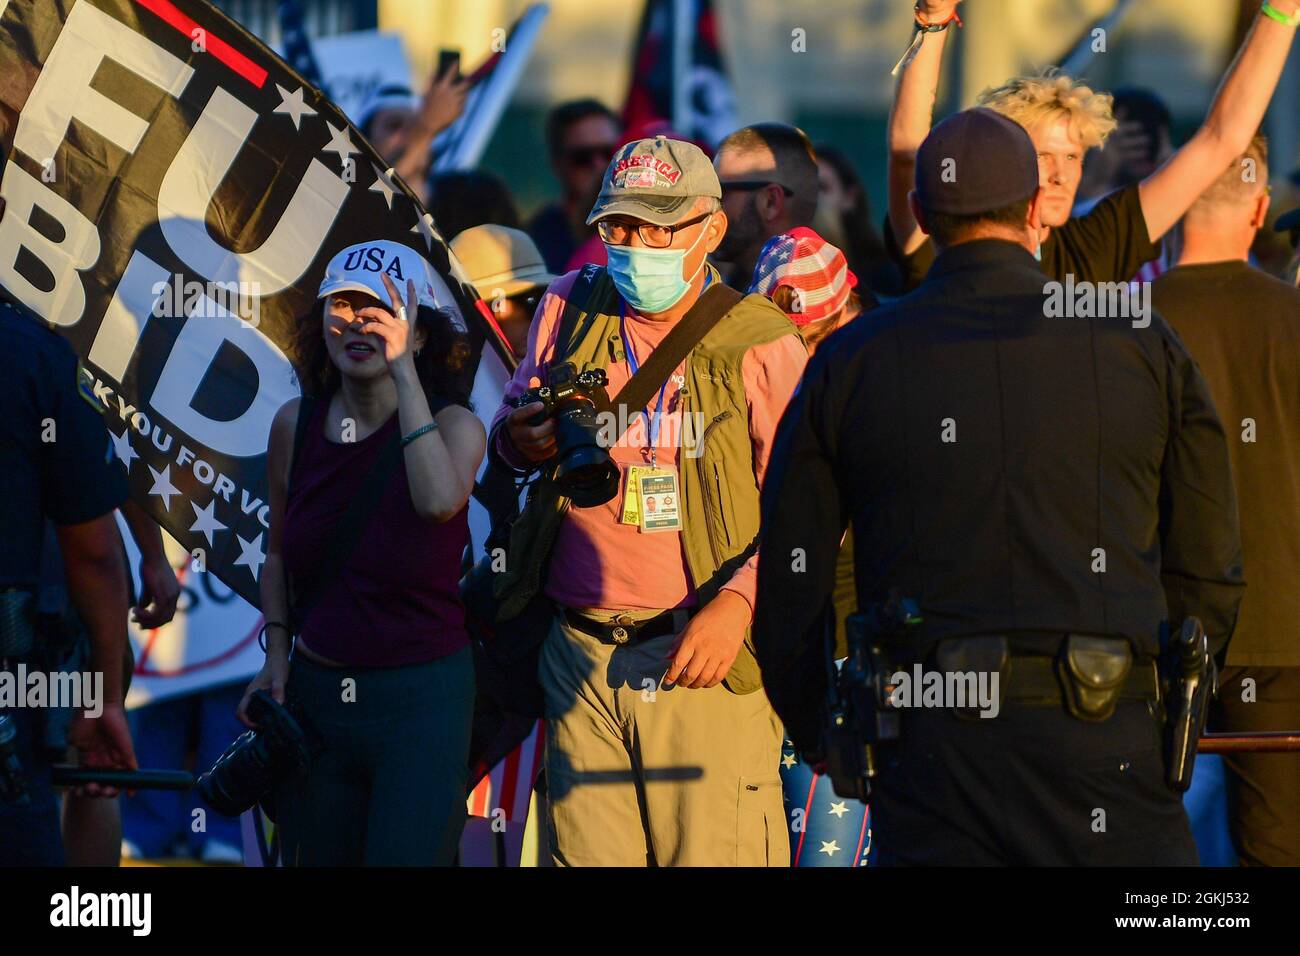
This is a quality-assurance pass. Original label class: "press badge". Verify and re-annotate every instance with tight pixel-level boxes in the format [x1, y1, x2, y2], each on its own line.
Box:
[620, 465, 649, 526]
[638, 469, 681, 533]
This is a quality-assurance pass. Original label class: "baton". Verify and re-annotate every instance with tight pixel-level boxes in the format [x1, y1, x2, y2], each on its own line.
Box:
[51, 765, 195, 790]
[1198, 732, 1300, 754]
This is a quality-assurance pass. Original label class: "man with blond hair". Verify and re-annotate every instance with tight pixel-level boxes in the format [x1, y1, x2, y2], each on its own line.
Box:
[1152, 136, 1300, 866]
[886, 0, 1299, 290]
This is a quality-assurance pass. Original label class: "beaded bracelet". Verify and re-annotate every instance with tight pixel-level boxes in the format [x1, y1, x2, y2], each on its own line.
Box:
[401, 421, 440, 447]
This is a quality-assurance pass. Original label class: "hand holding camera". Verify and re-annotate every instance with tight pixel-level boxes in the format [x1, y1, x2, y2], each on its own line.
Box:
[506, 376, 558, 464]
[507, 363, 620, 507]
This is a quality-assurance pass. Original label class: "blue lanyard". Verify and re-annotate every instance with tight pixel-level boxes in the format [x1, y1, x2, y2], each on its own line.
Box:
[619, 300, 669, 464]
[618, 273, 711, 467]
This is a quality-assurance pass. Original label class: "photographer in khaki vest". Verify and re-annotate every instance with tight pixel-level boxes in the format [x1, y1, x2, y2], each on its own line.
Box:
[488, 136, 807, 866]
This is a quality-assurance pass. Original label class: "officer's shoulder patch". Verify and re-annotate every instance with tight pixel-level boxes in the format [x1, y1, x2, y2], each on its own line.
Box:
[75, 360, 107, 413]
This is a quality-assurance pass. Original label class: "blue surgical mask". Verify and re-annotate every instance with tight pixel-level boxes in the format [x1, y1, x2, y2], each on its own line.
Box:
[605, 216, 711, 313]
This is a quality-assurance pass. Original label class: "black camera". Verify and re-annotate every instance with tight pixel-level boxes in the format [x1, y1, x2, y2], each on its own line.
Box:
[198, 690, 314, 817]
[514, 362, 620, 507]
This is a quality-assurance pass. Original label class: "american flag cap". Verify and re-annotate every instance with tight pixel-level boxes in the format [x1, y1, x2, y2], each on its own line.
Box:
[748, 226, 858, 326]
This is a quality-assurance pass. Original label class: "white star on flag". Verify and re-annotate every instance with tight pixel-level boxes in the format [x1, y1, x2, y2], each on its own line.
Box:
[780, 752, 797, 769]
[109, 427, 139, 473]
[189, 498, 228, 546]
[410, 212, 438, 253]
[322, 122, 361, 166]
[369, 165, 398, 209]
[234, 532, 267, 581]
[146, 464, 181, 511]
[828, 801, 850, 818]
[272, 84, 316, 130]
[818, 840, 841, 857]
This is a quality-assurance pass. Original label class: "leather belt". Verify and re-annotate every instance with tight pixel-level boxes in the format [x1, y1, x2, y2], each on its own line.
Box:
[563, 607, 693, 646]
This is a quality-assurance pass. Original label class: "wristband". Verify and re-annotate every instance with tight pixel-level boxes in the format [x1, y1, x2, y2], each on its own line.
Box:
[1262, 1, 1299, 26]
[893, 6, 963, 76]
[401, 421, 440, 447]
[915, 7, 963, 32]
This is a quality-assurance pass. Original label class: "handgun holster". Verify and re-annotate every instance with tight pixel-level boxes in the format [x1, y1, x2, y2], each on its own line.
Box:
[1057, 635, 1132, 722]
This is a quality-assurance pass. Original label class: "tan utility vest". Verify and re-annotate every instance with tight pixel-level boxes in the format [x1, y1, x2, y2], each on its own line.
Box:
[493, 265, 804, 693]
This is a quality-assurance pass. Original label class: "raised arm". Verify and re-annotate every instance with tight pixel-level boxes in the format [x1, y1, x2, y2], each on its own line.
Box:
[888, 0, 963, 255]
[1139, 0, 1298, 242]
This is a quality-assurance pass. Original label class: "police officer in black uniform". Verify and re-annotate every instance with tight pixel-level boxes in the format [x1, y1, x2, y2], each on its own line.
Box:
[0, 186, 138, 865]
[753, 108, 1245, 866]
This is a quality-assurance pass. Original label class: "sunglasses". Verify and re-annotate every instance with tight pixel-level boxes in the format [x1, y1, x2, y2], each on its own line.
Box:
[721, 180, 794, 196]
[562, 144, 618, 168]
[508, 292, 542, 315]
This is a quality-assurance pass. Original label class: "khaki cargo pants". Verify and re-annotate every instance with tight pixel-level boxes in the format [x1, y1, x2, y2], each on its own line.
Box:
[540, 609, 789, 866]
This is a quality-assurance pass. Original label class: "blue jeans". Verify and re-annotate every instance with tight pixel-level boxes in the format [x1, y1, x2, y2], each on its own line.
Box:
[273, 646, 475, 866]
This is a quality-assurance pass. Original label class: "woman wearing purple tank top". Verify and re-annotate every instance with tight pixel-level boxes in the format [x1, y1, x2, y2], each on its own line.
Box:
[236, 240, 486, 866]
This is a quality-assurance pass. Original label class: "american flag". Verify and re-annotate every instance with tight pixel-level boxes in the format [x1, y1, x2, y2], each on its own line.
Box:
[467, 720, 546, 824]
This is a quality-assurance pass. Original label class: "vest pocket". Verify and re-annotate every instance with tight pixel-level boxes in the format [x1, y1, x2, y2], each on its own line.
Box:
[711, 461, 734, 549]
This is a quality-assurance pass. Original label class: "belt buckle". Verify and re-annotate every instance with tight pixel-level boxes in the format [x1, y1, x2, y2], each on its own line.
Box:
[609, 613, 635, 645]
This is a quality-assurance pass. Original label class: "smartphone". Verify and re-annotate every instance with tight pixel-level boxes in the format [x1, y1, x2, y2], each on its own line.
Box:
[437, 48, 461, 80]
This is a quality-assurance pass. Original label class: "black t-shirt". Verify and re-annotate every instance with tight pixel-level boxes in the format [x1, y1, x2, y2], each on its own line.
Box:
[0, 300, 128, 589]
[1152, 261, 1300, 666]
[884, 183, 1161, 290]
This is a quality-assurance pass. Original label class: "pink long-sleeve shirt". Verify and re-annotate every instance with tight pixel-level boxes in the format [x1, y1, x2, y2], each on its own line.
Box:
[491, 269, 807, 614]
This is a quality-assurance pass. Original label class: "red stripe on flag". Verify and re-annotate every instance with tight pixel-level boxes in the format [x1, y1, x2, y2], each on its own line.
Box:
[498, 744, 522, 823]
[133, 0, 268, 88]
[794, 771, 818, 866]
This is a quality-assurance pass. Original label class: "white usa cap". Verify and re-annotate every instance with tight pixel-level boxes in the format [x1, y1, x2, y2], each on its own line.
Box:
[317, 240, 440, 315]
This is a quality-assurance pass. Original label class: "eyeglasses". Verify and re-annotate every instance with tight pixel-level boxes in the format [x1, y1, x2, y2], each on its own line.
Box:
[562, 144, 618, 168]
[721, 180, 794, 196]
[597, 212, 712, 249]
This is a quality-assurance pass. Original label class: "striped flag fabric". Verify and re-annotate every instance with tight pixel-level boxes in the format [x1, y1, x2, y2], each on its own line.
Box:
[467, 720, 545, 824]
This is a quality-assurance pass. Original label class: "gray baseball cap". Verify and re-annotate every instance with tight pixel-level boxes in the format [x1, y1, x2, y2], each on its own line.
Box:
[586, 136, 722, 227]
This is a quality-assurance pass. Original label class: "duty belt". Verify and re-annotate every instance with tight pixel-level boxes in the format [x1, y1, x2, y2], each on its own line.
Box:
[998, 654, 1160, 703]
[907, 632, 1163, 720]
[563, 607, 694, 646]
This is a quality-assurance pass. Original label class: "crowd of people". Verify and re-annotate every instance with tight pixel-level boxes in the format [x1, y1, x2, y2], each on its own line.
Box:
[3, 0, 1300, 868]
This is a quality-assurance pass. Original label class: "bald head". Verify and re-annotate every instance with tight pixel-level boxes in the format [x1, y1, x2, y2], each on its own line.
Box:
[1179, 135, 1271, 266]
[1189, 136, 1269, 216]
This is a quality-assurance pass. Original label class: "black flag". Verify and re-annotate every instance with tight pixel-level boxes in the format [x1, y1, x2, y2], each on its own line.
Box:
[0, 0, 494, 606]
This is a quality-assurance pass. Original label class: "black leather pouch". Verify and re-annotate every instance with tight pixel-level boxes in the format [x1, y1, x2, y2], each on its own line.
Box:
[934, 635, 1008, 720]
[1057, 635, 1132, 722]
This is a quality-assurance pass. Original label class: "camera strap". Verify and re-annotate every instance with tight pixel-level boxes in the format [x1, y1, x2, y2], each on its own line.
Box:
[607, 280, 742, 441]
[285, 396, 403, 635]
